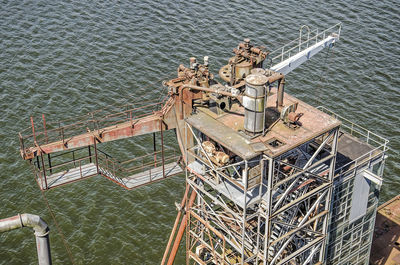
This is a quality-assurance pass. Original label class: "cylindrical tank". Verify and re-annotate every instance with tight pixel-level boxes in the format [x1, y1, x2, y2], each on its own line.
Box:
[235, 61, 252, 80]
[243, 74, 268, 133]
[250, 68, 266, 76]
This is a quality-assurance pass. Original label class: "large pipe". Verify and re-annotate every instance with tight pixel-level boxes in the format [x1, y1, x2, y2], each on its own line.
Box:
[265, 72, 285, 108]
[181, 84, 238, 98]
[166, 190, 197, 265]
[277, 77, 285, 107]
[0, 214, 52, 265]
[161, 185, 190, 265]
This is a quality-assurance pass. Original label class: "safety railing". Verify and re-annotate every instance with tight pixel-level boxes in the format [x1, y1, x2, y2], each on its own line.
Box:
[19, 95, 169, 156]
[32, 146, 97, 190]
[317, 106, 389, 176]
[97, 147, 181, 186]
[31, 143, 181, 190]
[269, 22, 342, 66]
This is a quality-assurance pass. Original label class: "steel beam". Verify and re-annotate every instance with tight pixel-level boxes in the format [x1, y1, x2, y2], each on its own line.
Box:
[26, 114, 165, 157]
[271, 35, 338, 75]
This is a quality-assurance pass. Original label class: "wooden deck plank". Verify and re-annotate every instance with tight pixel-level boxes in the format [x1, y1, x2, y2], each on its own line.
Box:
[40, 163, 98, 189]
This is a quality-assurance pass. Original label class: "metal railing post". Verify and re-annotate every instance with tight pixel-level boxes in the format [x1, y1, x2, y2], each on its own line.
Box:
[88, 146, 92, 163]
[153, 132, 157, 167]
[79, 160, 82, 179]
[47, 154, 52, 174]
[161, 119, 165, 178]
[40, 154, 48, 190]
[93, 137, 99, 174]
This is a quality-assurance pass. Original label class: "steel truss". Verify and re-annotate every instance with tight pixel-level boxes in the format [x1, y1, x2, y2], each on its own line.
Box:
[185, 121, 340, 264]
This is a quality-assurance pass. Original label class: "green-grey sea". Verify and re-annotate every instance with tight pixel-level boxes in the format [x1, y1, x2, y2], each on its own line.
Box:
[1, 1, 399, 264]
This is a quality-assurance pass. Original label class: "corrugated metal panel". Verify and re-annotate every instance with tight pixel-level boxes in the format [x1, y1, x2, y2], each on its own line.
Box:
[349, 171, 371, 223]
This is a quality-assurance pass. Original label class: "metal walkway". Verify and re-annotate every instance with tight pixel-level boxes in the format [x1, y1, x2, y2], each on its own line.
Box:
[38, 161, 183, 190]
[38, 163, 98, 190]
[120, 162, 183, 189]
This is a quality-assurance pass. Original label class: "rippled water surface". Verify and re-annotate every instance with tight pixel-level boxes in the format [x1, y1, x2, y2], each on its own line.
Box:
[1, 1, 399, 264]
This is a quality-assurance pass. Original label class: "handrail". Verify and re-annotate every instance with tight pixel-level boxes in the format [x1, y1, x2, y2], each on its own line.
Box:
[43, 155, 95, 171]
[19, 98, 167, 151]
[316, 106, 389, 176]
[123, 154, 179, 173]
[269, 22, 342, 64]
[120, 148, 176, 164]
[316, 106, 389, 149]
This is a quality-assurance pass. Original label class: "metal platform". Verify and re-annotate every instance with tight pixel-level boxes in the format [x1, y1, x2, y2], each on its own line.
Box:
[39, 163, 98, 190]
[121, 162, 183, 189]
[41, 161, 183, 190]
[370, 195, 400, 265]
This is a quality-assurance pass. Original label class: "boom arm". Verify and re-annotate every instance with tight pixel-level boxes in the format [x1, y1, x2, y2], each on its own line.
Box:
[269, 23, 341, 75]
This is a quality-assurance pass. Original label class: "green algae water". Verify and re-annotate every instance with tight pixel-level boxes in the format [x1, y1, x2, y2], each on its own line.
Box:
[1, 1, 399, 264]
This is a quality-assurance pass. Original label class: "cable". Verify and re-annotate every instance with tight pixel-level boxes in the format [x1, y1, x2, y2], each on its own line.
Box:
[39, 188, 76, 265]
[315, 45, 335, 104]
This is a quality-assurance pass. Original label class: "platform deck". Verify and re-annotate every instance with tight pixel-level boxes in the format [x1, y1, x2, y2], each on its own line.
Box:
[121, 162, 183, 189]
[370, 195, 400, 265]
[40, 163, 98, 189]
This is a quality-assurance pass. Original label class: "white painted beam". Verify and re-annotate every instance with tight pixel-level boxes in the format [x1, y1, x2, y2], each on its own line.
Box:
[271, 35, 338, 75]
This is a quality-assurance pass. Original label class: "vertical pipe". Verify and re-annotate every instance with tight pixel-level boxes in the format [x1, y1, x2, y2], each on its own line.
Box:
[0, 214, 52, 265]
[161, 185, 190, 265]
[277, 78, 285, 108]
[166, 190, 197, 265]
[263, 87, 267, 135]
[35, 230, 52, 265]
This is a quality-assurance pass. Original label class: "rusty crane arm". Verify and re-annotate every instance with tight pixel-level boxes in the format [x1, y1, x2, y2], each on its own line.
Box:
[19, 97, 178, 160]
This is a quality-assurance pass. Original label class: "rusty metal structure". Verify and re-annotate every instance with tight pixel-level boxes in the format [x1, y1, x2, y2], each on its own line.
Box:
[370, 195, 400, 265]
[17, 23, 390, 264]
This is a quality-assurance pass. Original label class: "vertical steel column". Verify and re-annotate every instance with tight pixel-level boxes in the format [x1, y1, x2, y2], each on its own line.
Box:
[40, 154, 48, 190]
[263, 156, 274, 264]
[241, 160, 248, 265]
[255, 158, 266, 264]
[320, 127, 339, 261]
